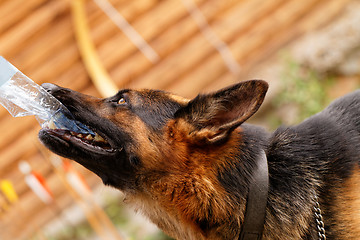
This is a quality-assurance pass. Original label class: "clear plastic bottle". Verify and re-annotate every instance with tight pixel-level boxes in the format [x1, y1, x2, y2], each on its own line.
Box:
[0, 56, 94, 135]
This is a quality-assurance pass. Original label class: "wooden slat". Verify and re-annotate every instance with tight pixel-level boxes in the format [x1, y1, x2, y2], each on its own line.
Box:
[126, 0, 280, 90]
[0, 0, 68, 57]
[97, 0, 208, 85]
[167, 0, 287, 95]
[0, 126, 39, 174]
[110, 0, 236, 87]
[168, 0, 323, 97]
[0, 0, 47, 34]
[203, 0, 351, 93]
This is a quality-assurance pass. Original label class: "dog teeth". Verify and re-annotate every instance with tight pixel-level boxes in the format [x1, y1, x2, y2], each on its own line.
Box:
[85, 134, 94, 140]
[94, 133, 105, 142]
[63, 132, 71, 141]
[67, 131, 106, 143]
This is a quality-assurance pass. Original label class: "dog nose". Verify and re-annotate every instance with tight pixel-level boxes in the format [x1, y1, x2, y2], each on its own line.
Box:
[41, 83, 60, 94]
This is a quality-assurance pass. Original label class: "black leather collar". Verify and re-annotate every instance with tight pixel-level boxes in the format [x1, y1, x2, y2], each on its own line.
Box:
[239, 149, 269, 240]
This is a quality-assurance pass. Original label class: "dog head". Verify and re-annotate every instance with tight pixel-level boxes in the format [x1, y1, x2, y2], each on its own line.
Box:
[39, 80, 268, 192]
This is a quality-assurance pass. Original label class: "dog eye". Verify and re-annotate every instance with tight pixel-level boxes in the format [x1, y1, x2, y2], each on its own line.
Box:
[118, 97, 126, 105]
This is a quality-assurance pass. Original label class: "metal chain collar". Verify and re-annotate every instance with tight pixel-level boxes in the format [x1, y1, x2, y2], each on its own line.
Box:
[314, 197, 326, 240]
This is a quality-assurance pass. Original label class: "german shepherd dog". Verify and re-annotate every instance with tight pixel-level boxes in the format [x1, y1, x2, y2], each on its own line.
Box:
[39, 80, 360, 239]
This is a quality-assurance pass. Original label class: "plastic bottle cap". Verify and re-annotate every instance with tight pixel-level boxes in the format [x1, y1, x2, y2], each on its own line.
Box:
[0, 56, 18, 86]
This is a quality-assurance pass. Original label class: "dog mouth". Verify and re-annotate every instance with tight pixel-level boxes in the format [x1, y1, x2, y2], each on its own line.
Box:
[41, 119, 117, 154]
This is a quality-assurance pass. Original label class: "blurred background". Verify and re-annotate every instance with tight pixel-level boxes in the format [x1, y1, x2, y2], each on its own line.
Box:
[0, 0, 359, 239]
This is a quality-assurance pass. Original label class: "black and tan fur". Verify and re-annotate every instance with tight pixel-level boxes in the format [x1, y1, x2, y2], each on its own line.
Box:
[39, 80, 360, 239]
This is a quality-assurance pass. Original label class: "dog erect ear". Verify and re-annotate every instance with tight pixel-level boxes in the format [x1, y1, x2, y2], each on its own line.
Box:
[175, 80, 268, 143]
